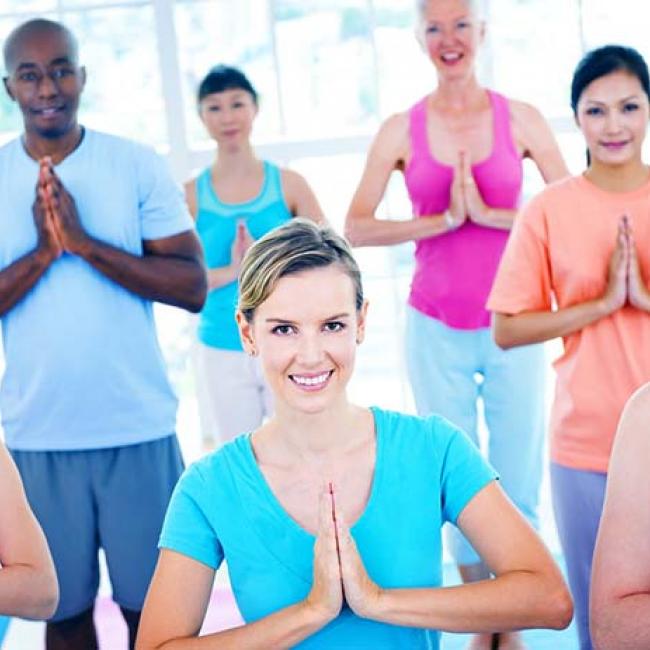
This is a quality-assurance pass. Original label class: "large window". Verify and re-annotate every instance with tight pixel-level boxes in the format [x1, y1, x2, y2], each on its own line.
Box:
[1, 0, 648, 436]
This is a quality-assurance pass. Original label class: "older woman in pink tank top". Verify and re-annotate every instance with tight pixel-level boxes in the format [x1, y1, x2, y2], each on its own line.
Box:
[345, 1, 568, 648]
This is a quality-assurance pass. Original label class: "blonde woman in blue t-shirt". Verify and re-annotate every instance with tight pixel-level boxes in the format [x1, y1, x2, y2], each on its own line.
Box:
[185, 66, 323, 450]
[138, 220, 572, 650]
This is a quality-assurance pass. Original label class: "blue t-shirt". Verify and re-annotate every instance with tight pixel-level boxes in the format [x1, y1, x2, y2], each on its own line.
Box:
[0, 130, 194, 450]
[159, 407, 498, 649]
[195, 161, 292, 351]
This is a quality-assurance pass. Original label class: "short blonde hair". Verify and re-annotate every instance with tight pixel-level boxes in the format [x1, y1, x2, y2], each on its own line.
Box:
[238, 219, 364, 322]
[416, 0, 486, 20]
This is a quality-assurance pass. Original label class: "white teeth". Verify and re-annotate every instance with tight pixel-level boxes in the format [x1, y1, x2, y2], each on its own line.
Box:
[291, 372, 330, 386]
[441, 52, 461, 61]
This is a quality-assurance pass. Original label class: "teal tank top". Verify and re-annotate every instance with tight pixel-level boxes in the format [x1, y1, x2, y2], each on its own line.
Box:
[195, 161, 292, 350]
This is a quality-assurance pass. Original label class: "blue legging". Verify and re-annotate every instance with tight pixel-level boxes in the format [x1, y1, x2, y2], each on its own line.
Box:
[550, 463, 606, 650]
[405, 306, 546, 565]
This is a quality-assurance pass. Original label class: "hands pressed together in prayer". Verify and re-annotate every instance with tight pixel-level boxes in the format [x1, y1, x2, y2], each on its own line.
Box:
[304, 484, 382, 625]
[447, 150, 491, 229]
[604, 215, 650, 313]
[33, 156, 89, 262]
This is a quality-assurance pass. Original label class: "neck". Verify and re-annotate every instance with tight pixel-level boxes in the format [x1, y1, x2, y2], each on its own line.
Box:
[23, 123, 84, 164]
[432, 74, 484, 111]
[585, 159, 650, 192]
[267, 398, 367, 461]
[213, 142, 257, 175]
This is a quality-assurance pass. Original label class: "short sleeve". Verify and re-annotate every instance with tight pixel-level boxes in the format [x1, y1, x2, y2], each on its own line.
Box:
[159, 463, 224, 569]
[487, 193, 553, 314]
[438, 420, 499, 525]
[134, 146, 194, 241]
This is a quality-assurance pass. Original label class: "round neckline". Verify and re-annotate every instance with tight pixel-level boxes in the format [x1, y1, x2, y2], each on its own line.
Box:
[206, 160, 270, 209]
[243, 406, 383, 541]
[20, 125, 87, 168]
[576, 169, 650, 200]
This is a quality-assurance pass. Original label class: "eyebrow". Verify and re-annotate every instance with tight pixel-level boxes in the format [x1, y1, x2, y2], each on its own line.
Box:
[585, 94, 642, 105]
[265, 312, 352, 324]
[15, 57, 74, 71]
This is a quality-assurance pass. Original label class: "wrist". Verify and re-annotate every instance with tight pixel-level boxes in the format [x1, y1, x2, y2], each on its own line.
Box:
[300, 598, 337, 628]
[34, 242, 56, 266]
[443, 211, 461, 231]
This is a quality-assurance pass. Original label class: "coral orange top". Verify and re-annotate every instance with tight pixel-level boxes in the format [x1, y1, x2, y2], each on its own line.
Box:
[488, 174, 650, 472]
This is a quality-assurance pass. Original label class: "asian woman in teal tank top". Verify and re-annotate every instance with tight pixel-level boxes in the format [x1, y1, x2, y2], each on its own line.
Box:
[345, 2, 568, 648]
[185, 66, 323, 450]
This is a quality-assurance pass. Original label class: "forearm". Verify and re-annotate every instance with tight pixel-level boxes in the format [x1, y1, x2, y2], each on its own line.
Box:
[0, 564, 58, 620]
[150, 601, 329, 650]
[0, 247, 53, 317]
[207, 265, 238, 291]
[78, 237, 207, 313]
[493, 298, 611, 349]
[592, 594, 650, 650]
[370, 572, 571, 633]
[344, 214, 451, 247]
[472, 208, 516, 231]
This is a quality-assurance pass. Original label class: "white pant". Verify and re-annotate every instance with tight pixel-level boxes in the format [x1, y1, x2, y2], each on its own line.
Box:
[192, 342, 273, 446]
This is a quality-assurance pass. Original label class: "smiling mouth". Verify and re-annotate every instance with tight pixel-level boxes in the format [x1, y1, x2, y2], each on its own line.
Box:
[289, 370, 334, 390]
[601, 140, 630, 149]
[440, 52, 463, 63]
[33, 106, 65, 117]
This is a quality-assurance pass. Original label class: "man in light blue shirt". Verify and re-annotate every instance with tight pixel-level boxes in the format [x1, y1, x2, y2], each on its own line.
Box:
[0, 18, 206, 649]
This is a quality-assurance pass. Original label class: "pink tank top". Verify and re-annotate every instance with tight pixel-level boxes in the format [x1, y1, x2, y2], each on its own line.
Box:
[404, 90, 522, 330]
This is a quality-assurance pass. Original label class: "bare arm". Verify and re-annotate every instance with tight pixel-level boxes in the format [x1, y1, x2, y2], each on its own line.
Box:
[281, 169, 325, 222]
[137, 495, 342, 650]
[345, 113, 457, 246]
[492, 218, 627, 349]
[590, 385, 650, 650]
[339, 482, 572, 633]
[49, 168, 207, 313]
[0, 179, 63, 317]
[0, 444, 58, 619]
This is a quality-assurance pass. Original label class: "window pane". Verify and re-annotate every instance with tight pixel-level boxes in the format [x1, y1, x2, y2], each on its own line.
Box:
[581, 0, 650, 61]
[0, 1, 56, 12]
[488, 0, 582, 119]
[373, 0, 434, 116]
[63, 7, 166, 146]
[176, 0, 281, 147]
[273, 0, 378, 137]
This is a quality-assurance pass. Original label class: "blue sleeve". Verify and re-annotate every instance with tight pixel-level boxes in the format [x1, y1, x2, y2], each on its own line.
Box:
[134, 145, 194, 240]
[159, 463, 224, 569]
[437, 418, 499, 525]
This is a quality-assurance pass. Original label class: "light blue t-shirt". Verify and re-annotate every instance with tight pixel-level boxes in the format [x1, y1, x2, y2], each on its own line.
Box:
[159, 407, 498, 649]
[0, 130, 194, 450]
[195, 161, 292, 351]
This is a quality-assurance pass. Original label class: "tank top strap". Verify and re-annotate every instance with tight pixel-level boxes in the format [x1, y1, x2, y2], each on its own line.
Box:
[262, 161, 284, 204]
[486, 90, 519, 158]
[408, 96, 430, 154]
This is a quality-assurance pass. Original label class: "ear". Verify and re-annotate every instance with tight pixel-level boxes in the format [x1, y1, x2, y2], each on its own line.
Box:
[478, 20, 486, 44]
[355, 300, 369, 345]
[3, 76, 15, 102]
[79, 65, 87, 91]
[236, 310, 257, 355]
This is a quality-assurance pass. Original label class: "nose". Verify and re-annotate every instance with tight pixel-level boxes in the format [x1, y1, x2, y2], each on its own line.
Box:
[604, 109, 622, 133]
[296, 332, 324, 367]
[37, 73, 58, 99]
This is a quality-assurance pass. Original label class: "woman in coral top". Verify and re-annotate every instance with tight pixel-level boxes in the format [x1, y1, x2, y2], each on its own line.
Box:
[345, 2, 566, 647]
[489, 45, 650, 650]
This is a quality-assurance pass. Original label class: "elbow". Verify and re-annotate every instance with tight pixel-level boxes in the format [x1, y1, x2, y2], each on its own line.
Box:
[344, 222, 361, 247]
[544, 584, 574, 630]
[26, 575, 59, 620]
[184, 270, 208, 314]
[491, 316, 518, 350]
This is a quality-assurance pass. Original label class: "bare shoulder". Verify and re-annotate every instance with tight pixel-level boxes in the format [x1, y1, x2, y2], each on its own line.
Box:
[279, 167, 307, 190]
[508, 98, 546, 125]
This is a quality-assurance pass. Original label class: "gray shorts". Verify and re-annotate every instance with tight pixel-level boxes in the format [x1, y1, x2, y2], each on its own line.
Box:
[11, 435, 184, 622]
